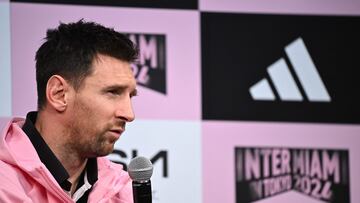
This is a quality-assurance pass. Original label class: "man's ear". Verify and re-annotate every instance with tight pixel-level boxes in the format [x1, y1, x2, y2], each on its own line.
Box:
[46, 75, 70, 112]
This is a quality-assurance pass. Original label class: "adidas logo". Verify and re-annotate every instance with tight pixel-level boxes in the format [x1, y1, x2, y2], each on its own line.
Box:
[249, 38, 331, 102]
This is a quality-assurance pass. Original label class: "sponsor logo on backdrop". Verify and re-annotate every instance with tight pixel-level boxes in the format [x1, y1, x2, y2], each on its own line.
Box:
[249, 37, 331, 102]
[235, 147, 349, 203]
[109, 149, 169, 178]
[109, 149, 169, 200]
[126, 33, 167, 94]
[202, 13, 360, 123]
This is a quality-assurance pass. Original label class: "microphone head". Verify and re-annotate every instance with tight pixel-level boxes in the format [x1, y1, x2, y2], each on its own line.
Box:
[128, 156, 153, 182]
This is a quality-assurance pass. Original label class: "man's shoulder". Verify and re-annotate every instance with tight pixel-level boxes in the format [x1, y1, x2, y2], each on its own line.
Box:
[96, 157, 132, 187]
[97, 157, 128, 175]
[0, 160, 31, 201]
[89, 157, 133, 202]
[0, 159, 26, 189]
[0, 117, 23, 132]
[0, 117, 26, 140]
[0, 160, 70, 202]
[0, 159, 16, 173]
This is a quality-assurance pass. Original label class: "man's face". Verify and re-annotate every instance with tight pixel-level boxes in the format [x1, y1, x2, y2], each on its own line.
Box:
[66, 54, 137, 158]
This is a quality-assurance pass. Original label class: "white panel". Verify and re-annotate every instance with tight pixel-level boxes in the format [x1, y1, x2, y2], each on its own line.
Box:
[109, 120, 202, 203]
[0, 0, 11, 116]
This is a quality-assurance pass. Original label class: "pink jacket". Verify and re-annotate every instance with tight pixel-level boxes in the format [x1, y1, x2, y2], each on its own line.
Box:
[0, 118, 134, 203]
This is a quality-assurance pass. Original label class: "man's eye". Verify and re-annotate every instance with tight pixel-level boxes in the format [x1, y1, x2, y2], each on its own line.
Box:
[108, 90, 120, 95]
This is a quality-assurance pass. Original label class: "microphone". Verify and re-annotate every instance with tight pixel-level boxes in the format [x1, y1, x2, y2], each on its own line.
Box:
[128, 156, 153, 203]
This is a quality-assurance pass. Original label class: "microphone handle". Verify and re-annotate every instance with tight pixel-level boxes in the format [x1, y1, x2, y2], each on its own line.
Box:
[132, 180, 152, 203]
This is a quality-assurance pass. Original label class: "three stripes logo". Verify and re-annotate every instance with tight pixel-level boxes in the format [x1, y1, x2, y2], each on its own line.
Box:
[249, 38, 331, 102]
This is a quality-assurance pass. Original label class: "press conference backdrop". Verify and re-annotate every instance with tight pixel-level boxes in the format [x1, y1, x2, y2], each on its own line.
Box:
[1, 0, 360, 202]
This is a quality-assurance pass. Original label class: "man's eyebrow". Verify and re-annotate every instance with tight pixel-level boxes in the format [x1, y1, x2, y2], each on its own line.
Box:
[102, 85, 125, 91]
[103, 85, 138, 96]
[131, 88, 138, 97]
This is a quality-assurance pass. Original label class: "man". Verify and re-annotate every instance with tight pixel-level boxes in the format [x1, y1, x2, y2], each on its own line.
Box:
[0, 20, 138, 202]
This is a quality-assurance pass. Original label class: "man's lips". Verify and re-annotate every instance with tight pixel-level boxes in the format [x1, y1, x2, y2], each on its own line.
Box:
[109, 129, 124, 135]
[107, 129, 124, 142]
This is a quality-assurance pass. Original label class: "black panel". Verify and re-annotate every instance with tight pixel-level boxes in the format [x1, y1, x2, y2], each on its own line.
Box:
[201, 12, 360, 124]
[11, 0, 198, 10]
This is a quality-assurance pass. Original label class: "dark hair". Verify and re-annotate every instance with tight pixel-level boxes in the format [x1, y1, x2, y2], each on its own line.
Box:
[35, 20, 138, 110]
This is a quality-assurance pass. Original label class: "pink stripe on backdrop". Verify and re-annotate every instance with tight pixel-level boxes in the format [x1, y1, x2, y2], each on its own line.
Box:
[200, 0, 360, 16]
[202, 121, 360, 203]
[11, 3, 201, 120]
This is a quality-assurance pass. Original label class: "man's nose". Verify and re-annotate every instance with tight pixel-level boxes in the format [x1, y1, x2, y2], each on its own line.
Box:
[115, 97, 135, 122]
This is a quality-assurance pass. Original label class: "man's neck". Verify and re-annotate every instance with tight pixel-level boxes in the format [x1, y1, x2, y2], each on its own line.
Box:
[35, 110, 88, 194]
[55, 149, 87, 196]
[67, 159, 87, 196]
